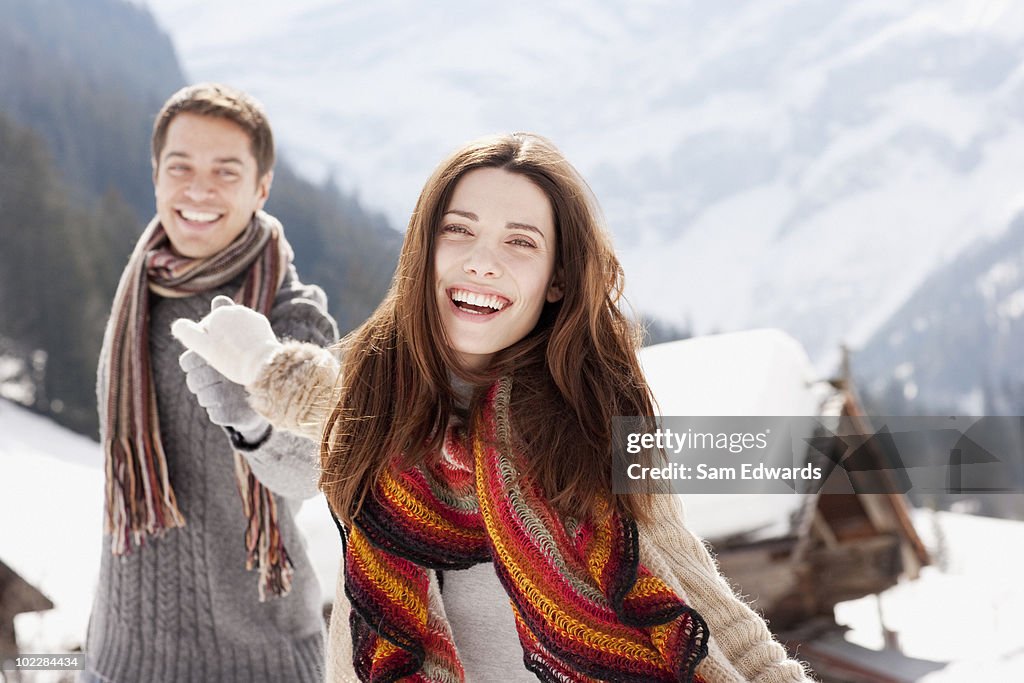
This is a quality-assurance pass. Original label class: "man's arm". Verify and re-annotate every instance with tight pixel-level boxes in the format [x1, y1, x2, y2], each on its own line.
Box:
[238, 271, 339, 499]
[172, 271, 342, 498]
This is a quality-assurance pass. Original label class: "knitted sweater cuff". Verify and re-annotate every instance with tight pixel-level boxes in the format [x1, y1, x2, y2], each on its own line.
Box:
[247, 341, 341, 440]
[225, 423, 274, 451]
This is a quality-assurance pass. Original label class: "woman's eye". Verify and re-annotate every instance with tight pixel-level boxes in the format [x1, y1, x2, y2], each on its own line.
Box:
[508, 237, 536, 248]
[442, 224, 471, 235]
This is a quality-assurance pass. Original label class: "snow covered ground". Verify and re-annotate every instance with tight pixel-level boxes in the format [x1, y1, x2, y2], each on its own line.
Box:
[1, 391, 1022, 681]
[835, 508, 1024, 681]
[0, 400, 103, 660]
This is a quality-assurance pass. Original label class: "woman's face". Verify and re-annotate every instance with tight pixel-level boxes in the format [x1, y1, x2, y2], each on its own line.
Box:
[433, 167, 563, 371]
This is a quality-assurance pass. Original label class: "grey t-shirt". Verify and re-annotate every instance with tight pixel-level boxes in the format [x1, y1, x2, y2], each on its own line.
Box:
[444, 564, 536, 681]
[442, 375, 535, 681]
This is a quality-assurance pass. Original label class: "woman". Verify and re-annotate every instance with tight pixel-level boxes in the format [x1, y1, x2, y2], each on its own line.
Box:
[173, 132, 815, 682]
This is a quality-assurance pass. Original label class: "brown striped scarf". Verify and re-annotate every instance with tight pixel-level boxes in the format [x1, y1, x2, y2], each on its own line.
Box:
[100, 210, 295, 600]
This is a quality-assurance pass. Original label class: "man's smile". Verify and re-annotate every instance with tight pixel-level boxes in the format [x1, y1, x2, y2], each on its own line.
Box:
[177, 208, 222, 223]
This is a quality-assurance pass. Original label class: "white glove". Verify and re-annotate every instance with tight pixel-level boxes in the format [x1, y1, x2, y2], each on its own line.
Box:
[171, 295, 283, 386]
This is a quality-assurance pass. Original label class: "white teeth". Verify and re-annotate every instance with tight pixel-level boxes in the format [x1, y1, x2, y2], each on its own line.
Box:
[180, 209, 220, 223]
[451, 289, 508, 311]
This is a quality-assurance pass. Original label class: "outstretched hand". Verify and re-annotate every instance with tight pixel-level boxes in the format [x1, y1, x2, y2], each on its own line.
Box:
[171, 295, 283, 386]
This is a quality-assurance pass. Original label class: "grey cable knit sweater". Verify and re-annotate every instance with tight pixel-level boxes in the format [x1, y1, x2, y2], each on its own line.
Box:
[85, 266, 338, 683]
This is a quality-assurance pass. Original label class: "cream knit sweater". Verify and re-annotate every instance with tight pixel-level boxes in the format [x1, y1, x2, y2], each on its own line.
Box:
[247, 342, 817, 683]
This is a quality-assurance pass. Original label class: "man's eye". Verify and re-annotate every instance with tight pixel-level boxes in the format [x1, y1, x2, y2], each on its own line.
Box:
[217, 169, 240, 179]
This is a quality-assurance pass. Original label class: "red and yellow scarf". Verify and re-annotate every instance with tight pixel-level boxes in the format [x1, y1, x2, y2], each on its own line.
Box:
[100, 210, 294, 600]
[344, 379, 709, 682]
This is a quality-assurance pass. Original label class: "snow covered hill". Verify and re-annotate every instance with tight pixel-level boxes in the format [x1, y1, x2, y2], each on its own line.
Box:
[141, 0, 1024, 372]
[0, 400, 103, 659]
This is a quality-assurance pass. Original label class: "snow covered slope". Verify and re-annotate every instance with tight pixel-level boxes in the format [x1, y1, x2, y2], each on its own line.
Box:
[855, 210, 1024, 415]
[0, 400, 103, 657]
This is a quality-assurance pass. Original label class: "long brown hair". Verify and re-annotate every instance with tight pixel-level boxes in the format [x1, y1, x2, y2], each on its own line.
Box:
[321, 132, 656, 525]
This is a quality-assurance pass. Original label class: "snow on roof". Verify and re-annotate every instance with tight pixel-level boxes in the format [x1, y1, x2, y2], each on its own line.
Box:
[638, 329, 834, 542]
[639, 328, 830, 417]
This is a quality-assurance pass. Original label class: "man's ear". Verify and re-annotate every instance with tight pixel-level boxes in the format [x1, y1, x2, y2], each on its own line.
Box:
[151, 158, 159, 188]
[546, 269, 564, 303]
[255, 170, 273, 210]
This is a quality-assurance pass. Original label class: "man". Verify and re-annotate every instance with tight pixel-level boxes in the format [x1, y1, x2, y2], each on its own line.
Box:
[83, 83, 336, 682]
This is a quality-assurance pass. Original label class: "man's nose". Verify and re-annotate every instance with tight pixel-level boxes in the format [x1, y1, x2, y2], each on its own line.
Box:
[184, 176, 214, 201]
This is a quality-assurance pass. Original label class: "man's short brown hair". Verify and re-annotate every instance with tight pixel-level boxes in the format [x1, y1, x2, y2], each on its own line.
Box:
[152, 83, 275, 178]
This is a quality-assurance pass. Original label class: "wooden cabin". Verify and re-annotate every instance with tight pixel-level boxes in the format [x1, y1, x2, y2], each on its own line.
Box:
[709, 384, 930, 631]
[639, 330, 931, 680]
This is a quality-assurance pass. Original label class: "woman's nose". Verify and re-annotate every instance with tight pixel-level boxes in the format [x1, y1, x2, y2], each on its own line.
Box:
[463, 243, 501, 278]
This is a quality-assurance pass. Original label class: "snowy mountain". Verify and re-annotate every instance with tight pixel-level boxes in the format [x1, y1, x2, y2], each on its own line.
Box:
[139, 0, 1024, 373]
[855, 209, 1024, 415]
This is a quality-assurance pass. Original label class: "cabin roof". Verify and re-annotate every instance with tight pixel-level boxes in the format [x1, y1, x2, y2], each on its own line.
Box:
[0, 557, 53, 616]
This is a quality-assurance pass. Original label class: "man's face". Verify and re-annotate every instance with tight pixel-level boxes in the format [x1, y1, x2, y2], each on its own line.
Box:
[153, 113, 272, 258]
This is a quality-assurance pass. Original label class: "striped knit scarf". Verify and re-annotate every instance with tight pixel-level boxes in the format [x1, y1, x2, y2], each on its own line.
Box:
[100, 210, 295, 600]
[345, 379, 710, 682]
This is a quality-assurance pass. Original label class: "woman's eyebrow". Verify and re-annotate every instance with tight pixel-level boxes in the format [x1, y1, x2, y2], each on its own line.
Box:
[445, 209, 478, 221]
[506, 222, 542, 235]
[445, 210, 543, 236]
